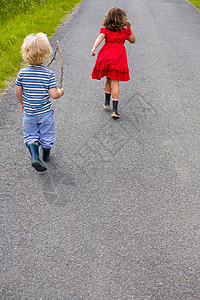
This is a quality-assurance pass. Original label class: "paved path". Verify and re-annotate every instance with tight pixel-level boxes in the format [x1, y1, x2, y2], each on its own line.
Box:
[0, 0, 199, 299]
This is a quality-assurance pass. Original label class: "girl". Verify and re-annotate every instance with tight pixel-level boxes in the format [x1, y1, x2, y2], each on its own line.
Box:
[15, 33, 64, 172]
[91, 7, 135, 118]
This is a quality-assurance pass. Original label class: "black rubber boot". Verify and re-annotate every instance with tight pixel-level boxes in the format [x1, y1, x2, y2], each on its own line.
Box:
[111, 101, 120, 118]
[42, 148, 51, 161]
[103, 92, 111, 109]
[28, 142, 47, 172]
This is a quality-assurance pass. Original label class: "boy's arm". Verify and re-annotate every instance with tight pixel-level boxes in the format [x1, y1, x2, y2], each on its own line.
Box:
[15, 85, 23, 106]
[49, 88, 64, 99]
[91, 33, 105, 56]
[126, 20, 135, 44]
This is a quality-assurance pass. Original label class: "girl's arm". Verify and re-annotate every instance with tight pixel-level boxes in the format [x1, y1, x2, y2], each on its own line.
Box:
[15, 85, 24, 111]
[126, 20, 135, 44]
[49, 87, 64, 99]
[91, 33, 105, 56]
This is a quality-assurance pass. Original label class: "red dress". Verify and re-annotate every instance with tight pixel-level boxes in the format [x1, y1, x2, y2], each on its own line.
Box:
[91, 27, 131, 81]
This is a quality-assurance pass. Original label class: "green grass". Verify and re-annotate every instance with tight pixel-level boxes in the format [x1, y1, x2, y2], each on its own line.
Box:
[0, 0, 81, 92]
[188, 0, 200, 9]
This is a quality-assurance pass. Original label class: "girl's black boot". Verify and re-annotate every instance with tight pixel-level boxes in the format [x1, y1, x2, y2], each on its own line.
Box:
[28, 142, 47, 172]
[103, 92, 111, 109]
[111, 101, 120, 118]
[42, 148, 51, 161]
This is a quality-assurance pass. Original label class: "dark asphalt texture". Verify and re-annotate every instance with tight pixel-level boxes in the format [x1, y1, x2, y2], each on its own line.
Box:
[0, 0, 200, 299]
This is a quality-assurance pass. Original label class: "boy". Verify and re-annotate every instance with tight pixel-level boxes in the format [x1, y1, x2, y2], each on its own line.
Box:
[15, 32, 64, 172]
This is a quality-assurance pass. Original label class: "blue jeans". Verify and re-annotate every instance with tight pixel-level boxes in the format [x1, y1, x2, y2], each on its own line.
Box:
[23, 110, 56, 149]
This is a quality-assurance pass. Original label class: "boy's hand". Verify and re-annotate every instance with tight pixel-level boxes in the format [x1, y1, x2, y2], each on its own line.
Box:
[58, 88, 64, 97]
[21, 104, 24, 112]
[91, 47, 96, 56]
[126, 20, 131, 28]
[49, 87, 64, 99]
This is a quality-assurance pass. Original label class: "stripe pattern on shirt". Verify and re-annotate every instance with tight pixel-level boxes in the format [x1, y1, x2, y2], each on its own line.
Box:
[15, 65, 57, 117]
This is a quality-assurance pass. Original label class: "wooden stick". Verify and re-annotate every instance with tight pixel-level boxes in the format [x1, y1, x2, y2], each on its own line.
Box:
[47, 40, 63, 88]
[47, 46, 58, 67]
[56, 40, 63, 89]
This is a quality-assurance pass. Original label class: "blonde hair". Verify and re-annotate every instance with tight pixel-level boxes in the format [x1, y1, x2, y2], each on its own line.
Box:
[21, 32, 52, 65]
[102, 7, 128, 32]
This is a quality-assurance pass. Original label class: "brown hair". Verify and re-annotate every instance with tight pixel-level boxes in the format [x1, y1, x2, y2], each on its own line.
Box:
[22, 33, 52, 65]
[102, 7, 128, 32]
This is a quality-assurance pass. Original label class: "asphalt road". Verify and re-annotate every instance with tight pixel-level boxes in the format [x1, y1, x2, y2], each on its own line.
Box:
[0, 0, 200, 299]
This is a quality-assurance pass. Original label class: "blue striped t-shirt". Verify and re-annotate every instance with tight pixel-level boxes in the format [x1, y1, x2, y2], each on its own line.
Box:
[15, 65, 57, 117]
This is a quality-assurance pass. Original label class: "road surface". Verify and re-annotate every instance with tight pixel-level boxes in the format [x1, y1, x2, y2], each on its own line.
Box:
[0, 0, 199, 298]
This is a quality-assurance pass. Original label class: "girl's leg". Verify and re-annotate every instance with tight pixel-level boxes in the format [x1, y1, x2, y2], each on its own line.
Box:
[104, 77, 112, 108]
[105, 77, 111, 92]
[111, 79, 120, 118]
[111, 79, 119, 99]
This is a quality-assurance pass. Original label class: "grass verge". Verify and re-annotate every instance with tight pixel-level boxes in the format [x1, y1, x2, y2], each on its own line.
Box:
[188, 0, 200, 9]
[0, 0, 81, 93]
